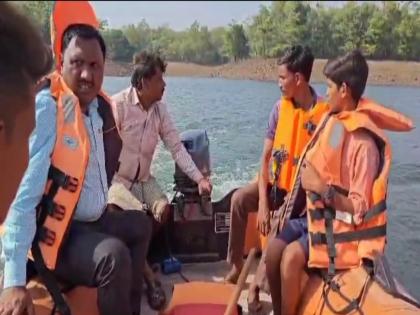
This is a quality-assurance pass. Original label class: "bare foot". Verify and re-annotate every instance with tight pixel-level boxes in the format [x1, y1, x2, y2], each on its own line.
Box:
[224, 264, 243, 284]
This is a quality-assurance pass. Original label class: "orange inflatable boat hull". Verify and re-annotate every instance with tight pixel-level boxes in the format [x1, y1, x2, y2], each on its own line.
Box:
[28, 277, 99, 315]
[298, 267, 420, 315]
[26, 267, 420, 315]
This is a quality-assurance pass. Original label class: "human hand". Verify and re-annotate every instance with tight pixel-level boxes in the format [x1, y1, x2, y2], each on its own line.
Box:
[0, 286, 34, 315]
[198, 177, 212, 195]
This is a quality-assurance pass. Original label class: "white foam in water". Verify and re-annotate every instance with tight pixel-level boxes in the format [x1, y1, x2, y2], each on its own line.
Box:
[210, 166, 257, 200]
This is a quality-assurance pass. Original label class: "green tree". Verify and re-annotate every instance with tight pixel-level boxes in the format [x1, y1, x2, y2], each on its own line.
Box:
[365, 2, 401, 59]
[14, 0, 420, 63]
[396, 5, 420, 60]
[211, 27, 229, 63]
[306, 6, 337, 58]
[332, 2, 376, 54]
[225, 23, 250, 62]
[122, 19, 152, 53]
[247, 5, 274, 57]
[279, 2, 312, 48]
[102, 29, 134, 62]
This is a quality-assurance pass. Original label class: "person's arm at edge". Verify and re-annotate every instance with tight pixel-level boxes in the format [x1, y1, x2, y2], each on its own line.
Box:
[2, 89, 57, 288]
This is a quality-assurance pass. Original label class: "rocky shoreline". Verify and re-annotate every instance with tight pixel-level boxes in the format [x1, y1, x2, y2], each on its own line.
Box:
[105, 58, 420, 87]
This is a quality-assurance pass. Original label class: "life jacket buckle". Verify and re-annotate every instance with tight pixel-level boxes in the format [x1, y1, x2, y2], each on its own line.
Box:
[309, 208, 324, 221]
[310, 232, 323, 245]
[63, 176, 78, 192]
[329, 279, 340, 291]
[51, 204, 66, 221]
[324, 207, 335, 220]
[44, 200, 65, 221]
[39, 227, 56, 246]
[272, 146, 289, 185]
[304, 120, 317, 135]
[273, 147, 289, 164]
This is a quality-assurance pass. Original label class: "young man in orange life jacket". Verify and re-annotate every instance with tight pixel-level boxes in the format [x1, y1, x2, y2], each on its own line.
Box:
[224, 45, 329, 311]
[0, 2, 153, 315]
[265, 50, 413, 315]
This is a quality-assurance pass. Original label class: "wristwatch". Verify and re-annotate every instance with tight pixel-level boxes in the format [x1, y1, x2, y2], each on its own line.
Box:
[323, 185, 336, 206]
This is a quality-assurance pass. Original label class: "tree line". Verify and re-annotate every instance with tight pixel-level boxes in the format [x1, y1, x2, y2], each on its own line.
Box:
[16, 1, 420, 64]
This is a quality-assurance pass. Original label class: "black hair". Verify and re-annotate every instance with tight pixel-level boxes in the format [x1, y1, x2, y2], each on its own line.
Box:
[323, 49, 369, 103]
[62, 24, 106, 58]
[277, 45, 314, 82]
[131, 51, 167, 88]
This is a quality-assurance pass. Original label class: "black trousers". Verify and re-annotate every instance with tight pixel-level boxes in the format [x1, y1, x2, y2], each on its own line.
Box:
[53, 206, 152, 315]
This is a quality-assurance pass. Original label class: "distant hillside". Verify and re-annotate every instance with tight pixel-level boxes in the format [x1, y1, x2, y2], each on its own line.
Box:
[105, 58, 420, 87]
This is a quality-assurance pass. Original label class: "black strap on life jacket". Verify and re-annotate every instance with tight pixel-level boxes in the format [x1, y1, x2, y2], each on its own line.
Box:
[37, 165, 78, 232]
[31, 165, 79, 315]
[308, 190, 387, 315]
[309, 199, 386, 224]
[321, 268, 371, 315]
[308, 191, 387, 278]
[310, 224, 387, 247]
[31, 241, 71, 315]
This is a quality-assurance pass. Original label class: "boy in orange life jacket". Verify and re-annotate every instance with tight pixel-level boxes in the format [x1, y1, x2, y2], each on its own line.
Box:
[0, 2, 52, 225]
[265, 50, 381, 315]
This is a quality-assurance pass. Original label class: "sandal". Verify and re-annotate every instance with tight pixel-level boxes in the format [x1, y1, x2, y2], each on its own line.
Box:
[146, 279, 167, 311]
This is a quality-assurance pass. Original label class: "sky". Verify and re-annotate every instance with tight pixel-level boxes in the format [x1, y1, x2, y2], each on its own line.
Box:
[91, 1, 353, 31]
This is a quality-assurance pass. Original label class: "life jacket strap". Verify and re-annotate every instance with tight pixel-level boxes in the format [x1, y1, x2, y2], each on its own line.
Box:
[31, 241, 72, 315]
[310, 224, 387, 246]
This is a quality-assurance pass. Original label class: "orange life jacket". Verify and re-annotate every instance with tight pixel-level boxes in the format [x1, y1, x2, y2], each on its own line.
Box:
[300, 98, 413, 275]
[32, 71, 121, 270]
[271, 97, 328, 192]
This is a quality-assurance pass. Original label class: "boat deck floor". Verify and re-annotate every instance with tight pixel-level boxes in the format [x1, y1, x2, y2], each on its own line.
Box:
[143, 260, 273, 315]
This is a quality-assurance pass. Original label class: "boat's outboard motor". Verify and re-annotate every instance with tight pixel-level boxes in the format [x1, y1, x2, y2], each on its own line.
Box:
[161, 129, 229, 262]
[173, 129, 212, 219]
